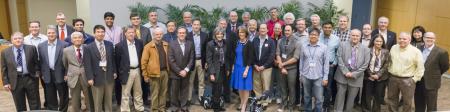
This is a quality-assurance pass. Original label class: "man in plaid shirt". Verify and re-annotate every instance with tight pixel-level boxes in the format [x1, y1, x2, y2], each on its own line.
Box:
[332, 16, 351, 42]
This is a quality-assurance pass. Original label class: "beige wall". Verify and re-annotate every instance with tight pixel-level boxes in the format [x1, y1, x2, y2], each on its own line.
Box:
[27, 0, 77, 34]
[334, 0, 353, 25]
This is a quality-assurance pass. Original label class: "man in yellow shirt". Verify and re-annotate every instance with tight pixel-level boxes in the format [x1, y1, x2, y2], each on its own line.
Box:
[387, 32, 424, 112]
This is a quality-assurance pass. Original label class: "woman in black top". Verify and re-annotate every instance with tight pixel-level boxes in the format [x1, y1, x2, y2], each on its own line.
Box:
[206, 27, 228, 111]
[410, 26, 426, 48]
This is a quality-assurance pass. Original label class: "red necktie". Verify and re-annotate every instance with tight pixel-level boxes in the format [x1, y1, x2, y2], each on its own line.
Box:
[60, 28, 65, 40]
[76, 48, 82, 63]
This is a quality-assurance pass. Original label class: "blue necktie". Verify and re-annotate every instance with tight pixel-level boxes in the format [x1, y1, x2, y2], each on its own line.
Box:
[17, 48, 22, 67]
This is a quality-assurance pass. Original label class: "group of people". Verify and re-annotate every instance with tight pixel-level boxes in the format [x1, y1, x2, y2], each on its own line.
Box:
[1, 7, 449, 112]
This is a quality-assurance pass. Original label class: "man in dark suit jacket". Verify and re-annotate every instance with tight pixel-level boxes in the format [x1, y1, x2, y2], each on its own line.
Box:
[415, 32, 449, 112]
[38, 26, 70, 111]
[130, 13, 152, 46]
[84, 25, 117, 112]
[252, 24, 276, 107]
[129, 12, 151, 105]
[2, 32, 41, 111]
[56, 12, 75, 41]
[371, 16, 397, 50]
[114, 26, 145, 111]
[185, 19, 210, 103]
[226, 11, 242, 33]
[168, 27, 195, 111]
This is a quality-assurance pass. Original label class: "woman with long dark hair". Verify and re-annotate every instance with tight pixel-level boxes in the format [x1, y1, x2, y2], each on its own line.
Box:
[361, 34, 390, 112]
[410, 26, 426, 48]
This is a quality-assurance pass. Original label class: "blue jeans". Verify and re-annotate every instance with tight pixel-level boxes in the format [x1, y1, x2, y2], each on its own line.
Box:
[324, 66, 337, 107]
[301, 76, 324, 112]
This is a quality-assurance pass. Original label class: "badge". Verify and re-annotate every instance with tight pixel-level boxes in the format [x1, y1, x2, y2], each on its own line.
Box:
[309, 62, 316, 67]
[264, 44, 268, 47]
[99, 61, 107, 67]
[17, 66, 22, 72]
[282, 54, 287, 59]
[347, 59, 352, 65]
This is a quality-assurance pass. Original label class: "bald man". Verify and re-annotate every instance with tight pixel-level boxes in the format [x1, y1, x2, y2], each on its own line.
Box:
[387, 32, 424, 112]
[414, 32, 449, 112]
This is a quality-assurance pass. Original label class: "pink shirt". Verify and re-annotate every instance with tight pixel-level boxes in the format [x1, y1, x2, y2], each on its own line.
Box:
[105, 25, 123, 45]
[266, 19, 284, 39]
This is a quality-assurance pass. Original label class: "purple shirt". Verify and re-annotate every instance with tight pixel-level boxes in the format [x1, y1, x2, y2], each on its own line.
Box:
[105, 25, 122, 45]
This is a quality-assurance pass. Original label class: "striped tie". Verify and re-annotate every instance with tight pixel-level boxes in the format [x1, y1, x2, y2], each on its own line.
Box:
[17, 48, 22, 67]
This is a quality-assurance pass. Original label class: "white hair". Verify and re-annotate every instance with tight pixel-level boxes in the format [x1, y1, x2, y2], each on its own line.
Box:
[71, 31, 83, 38]
[242, 12, 251, 18]
[283, 12, 295, 21]
[310, 14, 320, 20]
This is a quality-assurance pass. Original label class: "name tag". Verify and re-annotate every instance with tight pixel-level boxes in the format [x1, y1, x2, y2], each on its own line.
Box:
[282, 54, 287, 59]
[309, 62, 316, 67]
[374, 67, 380, 72]
[347, 59, 352, 65]
[99, 61, 107, 67]
[17, 66, 23, 72]
[264, 44, 268, 47]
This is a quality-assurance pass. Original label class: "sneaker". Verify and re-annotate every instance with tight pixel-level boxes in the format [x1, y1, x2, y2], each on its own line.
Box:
[277, 108, 284, 112]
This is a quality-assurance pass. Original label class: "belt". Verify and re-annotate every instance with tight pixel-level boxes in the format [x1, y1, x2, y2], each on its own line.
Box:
[390, 75, 412, 78]
[130, 66, 139, 69]
[17, 73, 30, 78]
[196, 57, 202, 60]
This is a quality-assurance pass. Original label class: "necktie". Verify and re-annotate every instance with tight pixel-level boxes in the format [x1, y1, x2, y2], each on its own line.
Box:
[232, 25, 236, 32]
[351, 47, 357, 70]
[374, 55, 379, 71]
[60, 28, 65, 40]
[76, 48, 82, 64]
[136, 29, 141, 39]
[17, 48, 22, 67]
[99, 42, 106, 61]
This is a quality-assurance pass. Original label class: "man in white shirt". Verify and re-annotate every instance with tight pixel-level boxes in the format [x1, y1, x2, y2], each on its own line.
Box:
[144, 11, 167, 35]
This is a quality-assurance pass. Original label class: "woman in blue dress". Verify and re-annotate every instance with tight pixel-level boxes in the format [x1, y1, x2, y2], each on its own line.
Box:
[230, 26, 256, 112]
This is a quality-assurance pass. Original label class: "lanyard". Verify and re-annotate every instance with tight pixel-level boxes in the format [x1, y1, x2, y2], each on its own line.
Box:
[308, 45, 317, 60]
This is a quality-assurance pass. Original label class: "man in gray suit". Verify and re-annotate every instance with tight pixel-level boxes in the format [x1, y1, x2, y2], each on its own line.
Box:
[334, 29, 370, 112]
[2, 32, 41, 111]
[84, 25, 117, 112]
[63, 31, 93, 112]
[38, 25, 69, 111]
[168, 27, 195, 111]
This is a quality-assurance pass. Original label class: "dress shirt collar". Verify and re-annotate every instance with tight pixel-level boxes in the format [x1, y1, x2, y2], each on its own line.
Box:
[48, 40, 57, 46]
[308, 42, 320, 47]
[425, 44, 434, 51]
[74, 45, 82, 50]
[259, 35, 268, 40]
[127, 39, 135, 46]
[178, 39, 185, 44]
[95, 39, 104, 46]
[362, 35, 371, 40]
[14, 45, 24, 51]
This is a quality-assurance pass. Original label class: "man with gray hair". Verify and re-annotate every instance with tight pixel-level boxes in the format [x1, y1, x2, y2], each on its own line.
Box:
[115, 26, 144, 111]
[38, 25, 69, 111]
[283, 12, 295, 26]
[182, 11, 193, 32]
[387, 32, 424, 112]
[227, 11, 242, 33]
[307, 14, 321, 32]
[2, 32, 41, 111]
[248, 19, 258, 42]
[294, 18, 309, 44]
[334, 29, 370, 112]
[371, 16, 396, 50]
[144, 11, 167, 35]
[242, 12, 251, 27]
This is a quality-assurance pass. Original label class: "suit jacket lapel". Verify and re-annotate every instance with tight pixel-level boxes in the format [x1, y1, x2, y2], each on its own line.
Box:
[41, 44, 49, 65]
[425, 46, 438, 65]
[92, 43, 101, 59]
[8, 48, 17, 66]
[55, 40, 63, 62]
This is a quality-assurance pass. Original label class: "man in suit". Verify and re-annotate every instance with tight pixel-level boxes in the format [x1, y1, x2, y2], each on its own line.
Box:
[84, 25, 117, 112]
[129, 13, 152, 105]
[334, 29, 370, 112]
[38, 25, 69, 111]
[63, 32, 94, 112]
[371, 16, 397, 50]
[253, 24, 276, 108]
[66, 18, 94, 45]
[55, 12, 74, 41]
[141, 27, 170, 112]
[414, 32, 449, 112]
[168, 27, 195, 111]
[182, 11, 193, 33]
[115, 26, 144, 111]
[130, 12, 152, 45]
[248, 19, 258, 42]
[2, 32, 41, 111]
[226, 11, 242, 33]
[186, 19, 209, 104]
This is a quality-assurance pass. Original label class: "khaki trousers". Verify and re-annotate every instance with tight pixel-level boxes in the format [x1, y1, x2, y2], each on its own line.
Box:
[120, 68, 144, 111]
[387, 76, 415, 112]
[188, 60, 205, 101]
[150, 70, 169, 112]
[253, 68, 272, 106]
